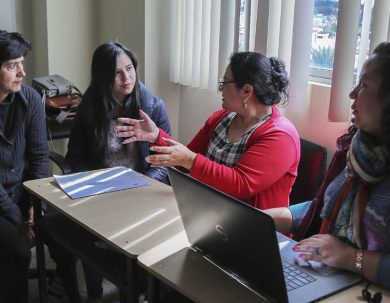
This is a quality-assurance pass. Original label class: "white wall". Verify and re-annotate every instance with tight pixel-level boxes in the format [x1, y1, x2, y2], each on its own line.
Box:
[15, 0, 97, 91]
[0, 0, 16, 31]
[98, 0, 145, 81]
[46, 0, 97, 91]
[296, 82, 350, 151]
[145, 0, 180, 138]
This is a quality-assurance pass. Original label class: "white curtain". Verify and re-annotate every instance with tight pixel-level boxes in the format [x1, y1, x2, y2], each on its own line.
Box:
[253, 0, 313, 114]
[169, 0, 239, 92]
[370, 0, 390, 55]
[328, 1, 361, 122]
[328, 0, 390, 122]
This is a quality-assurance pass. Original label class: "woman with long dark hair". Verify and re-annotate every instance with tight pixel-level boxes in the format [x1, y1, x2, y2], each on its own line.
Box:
[66, 41, 171, 302]
[67, 42, 171, 182]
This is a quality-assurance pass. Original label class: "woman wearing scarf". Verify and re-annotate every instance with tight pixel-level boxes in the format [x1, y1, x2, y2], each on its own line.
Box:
[265, 42, 390, 290]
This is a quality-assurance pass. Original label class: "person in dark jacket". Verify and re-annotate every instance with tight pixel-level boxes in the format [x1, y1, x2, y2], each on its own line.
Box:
[0, 30, 48, 303]
[66, 42, 171, 183]
[66, 41, 171, 302]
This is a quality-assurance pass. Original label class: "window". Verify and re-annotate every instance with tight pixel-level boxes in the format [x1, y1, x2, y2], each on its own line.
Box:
[309, 0, 339, 82]
[309, 0, 386, 85]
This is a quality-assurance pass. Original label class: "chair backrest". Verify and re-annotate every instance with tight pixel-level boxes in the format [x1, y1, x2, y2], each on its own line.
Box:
[289, 138, 327, 205]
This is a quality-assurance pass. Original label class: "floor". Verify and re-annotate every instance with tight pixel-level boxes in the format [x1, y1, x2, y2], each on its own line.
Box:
[29, 246, 120, 303]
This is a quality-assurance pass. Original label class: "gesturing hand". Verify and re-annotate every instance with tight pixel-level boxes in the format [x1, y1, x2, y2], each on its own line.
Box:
[146, 138, 197, 170]
[116, 110, 159, 144]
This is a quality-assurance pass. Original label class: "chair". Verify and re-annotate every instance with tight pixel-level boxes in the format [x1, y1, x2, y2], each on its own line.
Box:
[48, 151, 72, 175]
[289, 138, 327, 205]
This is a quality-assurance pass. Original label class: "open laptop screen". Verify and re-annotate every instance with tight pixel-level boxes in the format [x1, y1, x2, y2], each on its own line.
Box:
[168, 167, 288, 303]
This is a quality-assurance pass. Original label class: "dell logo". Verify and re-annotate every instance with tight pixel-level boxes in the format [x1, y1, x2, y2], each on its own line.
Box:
[215, 225, 228, 241]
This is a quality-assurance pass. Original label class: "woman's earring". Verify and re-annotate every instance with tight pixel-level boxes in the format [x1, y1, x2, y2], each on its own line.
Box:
[243, 99, 248, 109]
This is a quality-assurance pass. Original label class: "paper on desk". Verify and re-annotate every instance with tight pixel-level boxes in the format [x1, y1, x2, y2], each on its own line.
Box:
[53, 166, 150, 199]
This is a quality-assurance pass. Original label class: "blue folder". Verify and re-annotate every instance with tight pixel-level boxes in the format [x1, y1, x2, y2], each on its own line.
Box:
[54, 166, 150, 199]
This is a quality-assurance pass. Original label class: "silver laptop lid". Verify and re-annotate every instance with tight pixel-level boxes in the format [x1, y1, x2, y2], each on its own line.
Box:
[168, 167, 288, 303]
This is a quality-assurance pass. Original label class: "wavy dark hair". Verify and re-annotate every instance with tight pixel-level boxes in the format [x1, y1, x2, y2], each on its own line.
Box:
[229, 52, 289, 105]
[0, 30, 31, 65]
[371, 42, 390, 151]
[89, 42, 141, 161]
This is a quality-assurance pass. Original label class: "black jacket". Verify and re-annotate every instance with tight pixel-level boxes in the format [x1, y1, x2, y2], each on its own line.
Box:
[66, 81, 171, 183]
[0, 85, 48, 224]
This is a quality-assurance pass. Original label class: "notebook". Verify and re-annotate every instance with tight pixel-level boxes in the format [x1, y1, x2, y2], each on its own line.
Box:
[152, 167, 361, 302]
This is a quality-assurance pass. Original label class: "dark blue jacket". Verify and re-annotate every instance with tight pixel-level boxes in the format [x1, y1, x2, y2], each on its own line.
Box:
[0, 85, 48, 224]
[66, 81, 171, 183]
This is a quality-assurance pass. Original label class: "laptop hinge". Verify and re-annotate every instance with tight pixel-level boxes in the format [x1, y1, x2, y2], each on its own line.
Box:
[192, 245, 203, 254]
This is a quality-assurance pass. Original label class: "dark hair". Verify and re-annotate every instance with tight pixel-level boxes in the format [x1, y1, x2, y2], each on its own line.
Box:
[229, 52, 289, 105]
[0, 30, 31, 65]
[372, 42, 390, 150]
[89, 42, 141, 161]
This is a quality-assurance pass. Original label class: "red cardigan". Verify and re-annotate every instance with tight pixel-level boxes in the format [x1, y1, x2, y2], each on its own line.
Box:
[156, 106, 300, 210]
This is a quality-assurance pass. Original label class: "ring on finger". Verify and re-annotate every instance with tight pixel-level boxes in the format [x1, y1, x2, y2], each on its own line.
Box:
[313, 244, 321, 255]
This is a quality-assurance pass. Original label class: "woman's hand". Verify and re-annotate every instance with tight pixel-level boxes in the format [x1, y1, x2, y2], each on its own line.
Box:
[116, 110, 159, 144]
[27, 206, 34, 226]
[146, 138, 197, 170]
[293, 234, 356, 271]
[15, 206, 35, 246]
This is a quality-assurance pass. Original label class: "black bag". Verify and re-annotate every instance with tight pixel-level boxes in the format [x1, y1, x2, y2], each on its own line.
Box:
[32, 74, 82, 114]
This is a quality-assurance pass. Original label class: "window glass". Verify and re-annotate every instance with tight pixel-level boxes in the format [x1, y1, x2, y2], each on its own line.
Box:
[310, 0, 367, 82]
[311, 0, 339, 70]
[238, 0, 246, 51]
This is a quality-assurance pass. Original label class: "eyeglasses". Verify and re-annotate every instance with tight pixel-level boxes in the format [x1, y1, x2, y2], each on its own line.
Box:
[362, 283, 382, 303]
[218, 78, 236, 90]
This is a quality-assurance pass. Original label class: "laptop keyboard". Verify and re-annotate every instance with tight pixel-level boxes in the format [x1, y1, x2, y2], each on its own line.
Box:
[282, 260, 317, 291]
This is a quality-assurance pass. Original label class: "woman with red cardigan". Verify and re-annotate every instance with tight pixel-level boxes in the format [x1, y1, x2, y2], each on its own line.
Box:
[116, 52, 300, 210]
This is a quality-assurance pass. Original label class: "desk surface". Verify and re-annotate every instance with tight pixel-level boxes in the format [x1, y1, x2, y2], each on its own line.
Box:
[24, 174, 184, 258]
[25, 174, 390, 303]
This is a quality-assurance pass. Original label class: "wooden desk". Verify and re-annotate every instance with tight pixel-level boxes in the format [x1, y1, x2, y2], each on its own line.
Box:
[24, 174, 184, 303]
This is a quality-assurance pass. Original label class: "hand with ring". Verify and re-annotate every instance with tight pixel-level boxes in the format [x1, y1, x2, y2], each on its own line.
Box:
[115, 110, 160, 144]
[146, 138, 197, 170]
[292, 234, 357, 271]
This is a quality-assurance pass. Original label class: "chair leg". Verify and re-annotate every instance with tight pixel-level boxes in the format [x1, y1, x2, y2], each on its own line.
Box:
[120, 258, 138, 303]
[146, 274, 160, 303]
[36, 225, 48, 303]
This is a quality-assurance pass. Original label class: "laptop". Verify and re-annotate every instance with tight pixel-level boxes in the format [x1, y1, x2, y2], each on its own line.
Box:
[151, 167, 361, 302]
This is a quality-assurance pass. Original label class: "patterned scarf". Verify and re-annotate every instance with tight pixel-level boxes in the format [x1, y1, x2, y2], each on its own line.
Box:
[319, 130, 389, 247]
